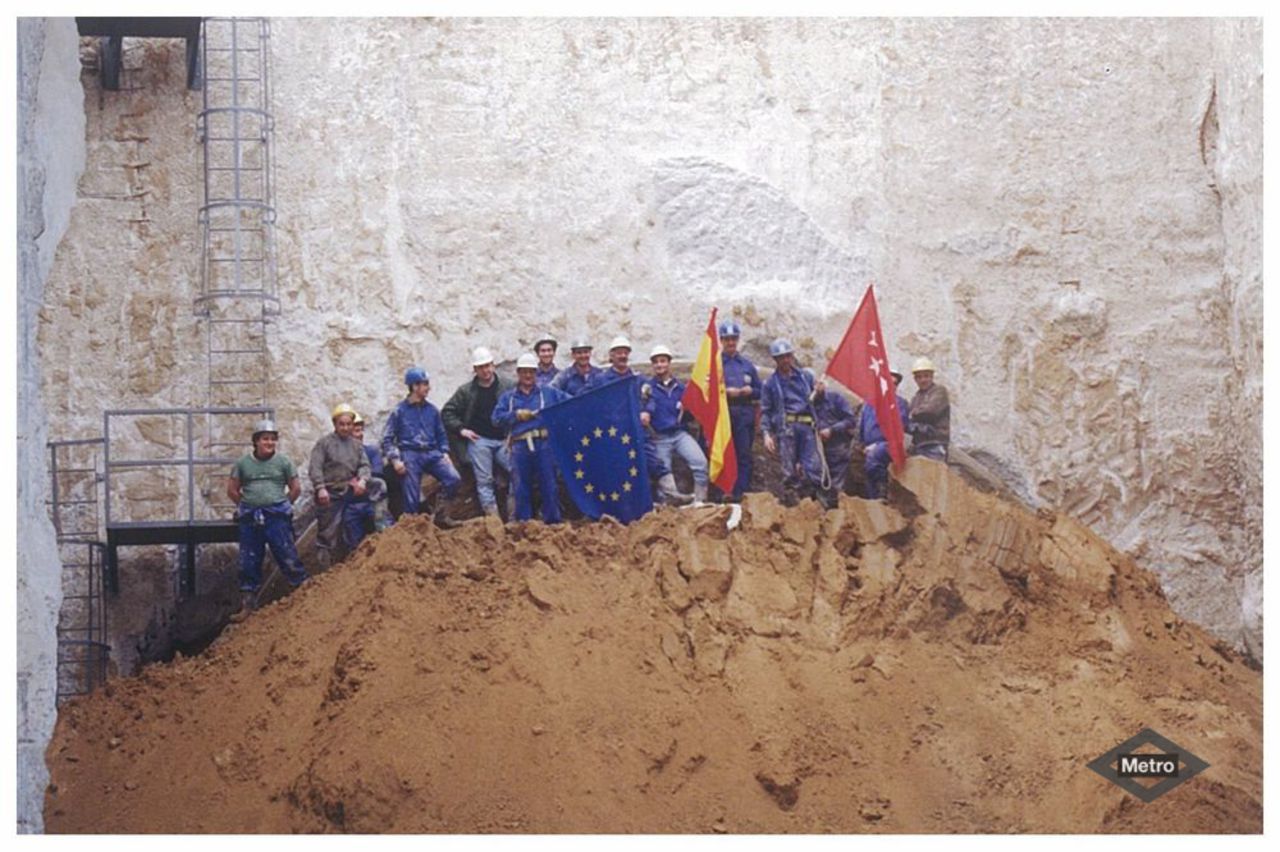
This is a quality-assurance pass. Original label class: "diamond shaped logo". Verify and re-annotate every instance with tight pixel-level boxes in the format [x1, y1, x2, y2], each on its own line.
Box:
[1087, 728, 1210, 803]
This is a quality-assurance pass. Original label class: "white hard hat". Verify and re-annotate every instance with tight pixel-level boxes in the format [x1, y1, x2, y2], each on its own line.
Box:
[516, 353, 539, 370]
[912, 357, 937, 373]
[609, 336, 632, 352]
[471, 346, 495, 367]
[649, 344, 673, 361]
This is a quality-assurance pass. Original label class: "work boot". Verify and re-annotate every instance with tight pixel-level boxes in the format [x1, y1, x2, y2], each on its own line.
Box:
[229, 590, 255, 623]
[433, 498, 461, 530]
[659, 474, 693, 506]
[693, 484, 708, 505]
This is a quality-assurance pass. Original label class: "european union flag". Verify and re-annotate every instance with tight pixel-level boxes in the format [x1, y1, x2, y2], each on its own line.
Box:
[541, 375, 654, 523]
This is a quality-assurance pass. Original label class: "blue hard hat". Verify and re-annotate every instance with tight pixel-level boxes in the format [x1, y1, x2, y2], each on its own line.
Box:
[769, 338, 794, 358]
[404, 366, 430, 387]
[718, 320, 742, 338]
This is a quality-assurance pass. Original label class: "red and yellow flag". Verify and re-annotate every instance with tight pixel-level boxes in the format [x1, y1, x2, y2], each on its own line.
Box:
[682, 308, 738, 492]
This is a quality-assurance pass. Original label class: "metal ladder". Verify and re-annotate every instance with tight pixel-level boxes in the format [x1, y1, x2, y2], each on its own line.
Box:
[195, 17, 279, 413]
[47, 439, 110, 704]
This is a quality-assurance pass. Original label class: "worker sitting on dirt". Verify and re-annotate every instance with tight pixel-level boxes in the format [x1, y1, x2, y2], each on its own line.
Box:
[441, 346, 514, 518]
[641, 344, 704, 505]
[382, 366, 463, 529]
[347, 412, 393, 541]
[908, 357, 950, 462]
[227, 419, 308, 622]
[718, 319, 761, 503]
[812, 381, 859, 506]
[309, 403, 373, 569]
[856, 370, 911, 500]
[493, 353, 568, 523]
[761, 339, 825, 505]
[533, 333, 561, 387]
[551, 337, 603, 396]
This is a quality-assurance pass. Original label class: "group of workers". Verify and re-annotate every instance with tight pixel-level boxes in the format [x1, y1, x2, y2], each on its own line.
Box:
[225, 323, 950, 621]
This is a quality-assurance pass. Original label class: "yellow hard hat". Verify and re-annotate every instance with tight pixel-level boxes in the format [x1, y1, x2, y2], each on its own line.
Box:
[911, 357, 937, 374]
[331, 403, 357, 421]
[351, 411, 365, 425]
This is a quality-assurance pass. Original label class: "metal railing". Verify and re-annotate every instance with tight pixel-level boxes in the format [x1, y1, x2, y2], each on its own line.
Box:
[47, 439, 111, 702]
[103, 406, 274, 529]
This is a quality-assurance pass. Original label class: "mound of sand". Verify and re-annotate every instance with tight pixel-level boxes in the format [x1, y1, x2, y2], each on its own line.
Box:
[44, 460, 1261, 833]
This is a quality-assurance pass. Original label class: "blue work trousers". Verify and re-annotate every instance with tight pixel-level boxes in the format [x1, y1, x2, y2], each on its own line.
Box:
[237, 501, 308, 592]
[399, 449, 461, 515]
[651, 431, 708, 487]
[911, 442, 948, 462]
[511, 437, 561, 523]
[728, 406, 756, 497]
[863, 441, 891, 499]
[343, 476, 388, 549]
[467, 436, 511, 512]
[779, 423, 823, 493]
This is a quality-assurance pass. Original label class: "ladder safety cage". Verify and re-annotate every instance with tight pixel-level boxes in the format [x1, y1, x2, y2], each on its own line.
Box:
[196, 17, 279, 410]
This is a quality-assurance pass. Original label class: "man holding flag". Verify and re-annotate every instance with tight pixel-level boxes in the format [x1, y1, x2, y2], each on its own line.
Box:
[682, 309, 739, 501]
[492, 353, 568, 524]
[825, 285, 908, 496]
[717, 320, 761, 502]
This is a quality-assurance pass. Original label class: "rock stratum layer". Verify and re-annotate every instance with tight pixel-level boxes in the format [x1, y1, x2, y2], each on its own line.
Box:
[44, 462, 1261, 833]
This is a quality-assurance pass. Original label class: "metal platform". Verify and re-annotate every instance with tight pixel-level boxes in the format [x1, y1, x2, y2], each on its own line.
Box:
[103, 406, 272, 597]
[75, 17, 202, 90]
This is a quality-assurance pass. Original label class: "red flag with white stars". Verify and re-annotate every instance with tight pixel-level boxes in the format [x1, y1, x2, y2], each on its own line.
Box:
[825, 285, 907, 471]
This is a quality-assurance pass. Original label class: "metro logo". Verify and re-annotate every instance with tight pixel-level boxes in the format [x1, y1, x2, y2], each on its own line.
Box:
[1117, 754, 1180, 778]
[1087, 729, 1208, 802]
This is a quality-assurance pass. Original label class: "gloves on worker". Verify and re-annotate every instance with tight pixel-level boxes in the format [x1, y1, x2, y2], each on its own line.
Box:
[516, 409, 535, 422]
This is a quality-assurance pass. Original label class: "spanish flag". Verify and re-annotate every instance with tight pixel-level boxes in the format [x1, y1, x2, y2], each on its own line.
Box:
[682, 308, 738, 493]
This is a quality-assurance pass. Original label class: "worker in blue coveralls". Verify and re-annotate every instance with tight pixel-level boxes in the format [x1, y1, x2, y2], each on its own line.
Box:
[346, 412, 393, 543]
[590, 336, 688, 505]
[533, 333, 561, 387]
[381, 366, 462, 529]
[551, 337, 603, 396]
[717, 319, 761, 502]
[811, 383, 859, 507]
[761, 338, 825, 505]
[492, 353, 567, 523]
[857, 370, 911, 500]
[641, 344, 706, 505]
[226, 419, 308, 622]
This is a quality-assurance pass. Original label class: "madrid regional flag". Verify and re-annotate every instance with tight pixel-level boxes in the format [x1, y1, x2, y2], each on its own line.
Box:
[681, 308, 738, 493]
[825, 284, 907, 471]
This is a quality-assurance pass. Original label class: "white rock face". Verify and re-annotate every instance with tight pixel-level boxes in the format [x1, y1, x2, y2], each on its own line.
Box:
[35, 17, 1261, 674]
[18, 17, 86, 833]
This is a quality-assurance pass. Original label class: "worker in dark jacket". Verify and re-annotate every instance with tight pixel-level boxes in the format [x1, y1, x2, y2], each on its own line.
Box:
[908, 357, 950, 462]
[441, 347, 514, 517]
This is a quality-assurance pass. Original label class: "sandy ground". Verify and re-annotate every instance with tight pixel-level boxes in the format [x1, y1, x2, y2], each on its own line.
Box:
[44, 460, 1261, 833]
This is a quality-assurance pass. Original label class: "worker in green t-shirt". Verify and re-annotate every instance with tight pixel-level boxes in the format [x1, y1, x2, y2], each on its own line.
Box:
[226, 419, 309, 621]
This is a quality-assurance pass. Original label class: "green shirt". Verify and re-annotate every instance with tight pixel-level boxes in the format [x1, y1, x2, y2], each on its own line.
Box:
[231, 452, 297, 508]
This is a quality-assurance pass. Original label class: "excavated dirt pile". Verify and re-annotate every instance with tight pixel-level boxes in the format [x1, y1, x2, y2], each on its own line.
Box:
[45, 460, 1261, 833]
